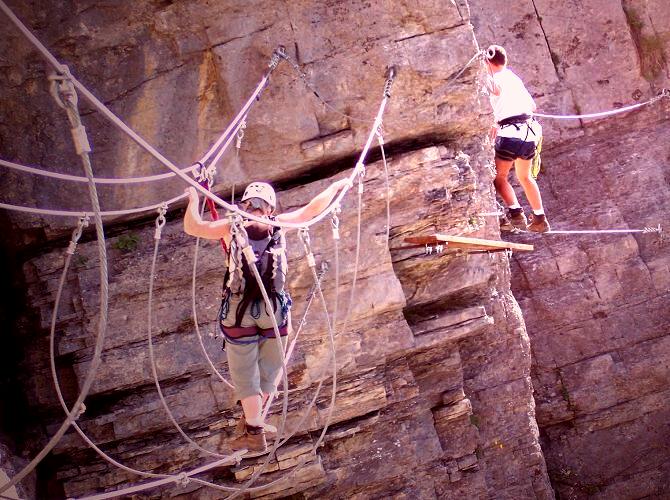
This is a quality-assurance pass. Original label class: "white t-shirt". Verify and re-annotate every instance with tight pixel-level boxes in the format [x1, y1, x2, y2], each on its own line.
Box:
[489, 68, 541, 142]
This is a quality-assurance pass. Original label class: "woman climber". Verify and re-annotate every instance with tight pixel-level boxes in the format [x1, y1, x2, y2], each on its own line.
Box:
[484, 44, 550, 233]
[183, 178, 350, 453]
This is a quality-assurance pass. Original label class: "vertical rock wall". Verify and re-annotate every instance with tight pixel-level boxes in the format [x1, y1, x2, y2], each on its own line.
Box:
[470, 0, 670, 497]
[0, 1, 557, 497]
[5, 0, 669, 497]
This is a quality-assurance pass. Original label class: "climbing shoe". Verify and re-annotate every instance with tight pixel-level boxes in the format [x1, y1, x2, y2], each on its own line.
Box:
[234, 416, 277, 440]
[229, 424, 267, 453]
[508, 207, 528, 230]
[527, 213, 550, 233]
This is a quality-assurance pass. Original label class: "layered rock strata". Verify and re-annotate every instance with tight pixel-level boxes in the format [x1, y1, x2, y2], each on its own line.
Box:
[470, 0, 670, 497]
[18, 142, 552, 498]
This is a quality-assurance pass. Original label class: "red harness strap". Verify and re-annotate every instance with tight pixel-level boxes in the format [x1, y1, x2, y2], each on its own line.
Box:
[200, 178, 228, 253]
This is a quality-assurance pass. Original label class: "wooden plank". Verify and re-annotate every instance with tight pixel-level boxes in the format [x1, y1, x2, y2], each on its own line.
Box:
[404, 233, 534, 252]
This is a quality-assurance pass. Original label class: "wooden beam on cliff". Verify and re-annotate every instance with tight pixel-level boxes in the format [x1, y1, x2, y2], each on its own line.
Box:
[402, 234, 534, 253]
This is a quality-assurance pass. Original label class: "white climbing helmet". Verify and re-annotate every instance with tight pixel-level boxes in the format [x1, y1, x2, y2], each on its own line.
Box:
[241, 182, 276, 210]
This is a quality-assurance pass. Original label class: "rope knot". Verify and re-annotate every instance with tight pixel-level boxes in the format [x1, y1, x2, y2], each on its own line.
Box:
[659, 88, 670, 99]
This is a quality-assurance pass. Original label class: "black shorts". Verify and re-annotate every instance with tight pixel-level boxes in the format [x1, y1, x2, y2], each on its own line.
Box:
[495, 136, 536, 161]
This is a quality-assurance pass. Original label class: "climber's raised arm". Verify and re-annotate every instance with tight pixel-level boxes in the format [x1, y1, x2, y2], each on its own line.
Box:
[277, 177, 352, 226]
[183, 187, 232, 241]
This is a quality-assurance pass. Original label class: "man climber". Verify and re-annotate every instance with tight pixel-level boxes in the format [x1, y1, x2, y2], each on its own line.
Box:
[484, 44, 550, 233]
[183, 178, 350, 453]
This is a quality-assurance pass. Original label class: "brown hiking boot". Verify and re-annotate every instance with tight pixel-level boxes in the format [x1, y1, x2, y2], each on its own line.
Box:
[234, 417, 277, 440]
[499, 214, 514, 232]
[527, 213, 550, 233]
[508, 208, 528, 230]
[229, 424, 267, 453]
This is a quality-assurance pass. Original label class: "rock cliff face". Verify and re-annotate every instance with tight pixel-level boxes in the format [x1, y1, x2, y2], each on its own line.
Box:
[470, 0, 670, 498]
[0, 0, 668, 498]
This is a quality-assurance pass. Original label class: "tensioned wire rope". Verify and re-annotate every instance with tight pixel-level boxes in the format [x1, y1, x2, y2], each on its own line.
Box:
[0, 0, 391, 232]
[38, 211, 325, 500]
[0, 1, 397, 495]
[533, 89, 669, 120]
[259, 81, 394, 422]
[0, 65, 111, 497]
[258, 112, 394, 465]
[27, 63, 395, 500]
[46, 214, 245, 497]
[79, 66, 394, 498]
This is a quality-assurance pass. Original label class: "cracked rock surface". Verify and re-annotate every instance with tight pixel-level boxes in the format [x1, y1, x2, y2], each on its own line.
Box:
[1, 0, 669, 498]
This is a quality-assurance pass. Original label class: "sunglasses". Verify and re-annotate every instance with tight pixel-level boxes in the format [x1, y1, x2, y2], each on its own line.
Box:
[240, 197, 272, 212]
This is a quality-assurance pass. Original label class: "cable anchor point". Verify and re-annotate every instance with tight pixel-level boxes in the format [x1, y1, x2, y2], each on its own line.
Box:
[48, 67, 78, 109]
[154, 203, 168, 239]
[330, 208, 341, 241]
[269, 45, 286, 69]
[299, 228, 316, 268]
[67, 215, 90, 255]
[642, 224, 662, 234]
[383, 66, 396, 98]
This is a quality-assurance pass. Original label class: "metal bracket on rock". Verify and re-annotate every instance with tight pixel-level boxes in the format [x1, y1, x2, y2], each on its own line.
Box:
[384, 66, 396, 98]
[425, 244, 445, 255]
